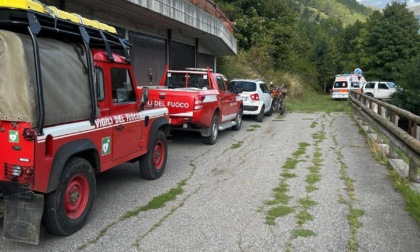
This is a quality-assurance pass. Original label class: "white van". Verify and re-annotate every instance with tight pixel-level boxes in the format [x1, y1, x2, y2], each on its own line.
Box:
[331, 74, 364, 99]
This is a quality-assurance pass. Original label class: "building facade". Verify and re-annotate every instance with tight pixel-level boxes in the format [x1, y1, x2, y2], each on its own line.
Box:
[41, 0, 237, 86]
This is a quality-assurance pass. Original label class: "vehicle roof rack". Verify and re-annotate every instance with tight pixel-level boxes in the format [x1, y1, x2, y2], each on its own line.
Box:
[186, 67, 214, 72]
[0, 7, 131, 60]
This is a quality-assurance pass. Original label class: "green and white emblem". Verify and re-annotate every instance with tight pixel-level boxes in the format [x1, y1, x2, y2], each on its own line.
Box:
[9, 130, 19, 143]
[102, 137, 111, 156]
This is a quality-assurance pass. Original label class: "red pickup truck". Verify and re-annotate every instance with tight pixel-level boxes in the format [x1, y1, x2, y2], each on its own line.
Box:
[0, 6, 169, 244]
[147, 67, 243, 144]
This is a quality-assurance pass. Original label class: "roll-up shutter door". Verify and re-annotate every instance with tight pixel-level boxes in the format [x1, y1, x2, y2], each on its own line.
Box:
[129, 32, 166, 86]
[171, 41, 194, 70]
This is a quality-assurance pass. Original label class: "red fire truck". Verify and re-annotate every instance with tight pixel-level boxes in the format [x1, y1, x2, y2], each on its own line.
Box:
[0, 1, 170, 244]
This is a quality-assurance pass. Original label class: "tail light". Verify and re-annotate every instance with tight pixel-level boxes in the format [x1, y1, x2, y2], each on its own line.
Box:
[23, 128, 36, 141]
[250, 93, 260, 101]
[4, 163, 35, 186]
[194, 95, 205, 110]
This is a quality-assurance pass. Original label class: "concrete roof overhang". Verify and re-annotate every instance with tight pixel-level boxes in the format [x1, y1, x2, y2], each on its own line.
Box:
[66, 0, 237, 56]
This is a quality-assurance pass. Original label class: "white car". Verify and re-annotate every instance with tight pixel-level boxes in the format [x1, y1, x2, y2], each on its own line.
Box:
[362, 81, 397, 99]
[231, 79, 273, 122]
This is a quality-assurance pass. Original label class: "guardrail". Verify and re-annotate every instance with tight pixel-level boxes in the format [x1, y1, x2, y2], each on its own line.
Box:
[349, 91, 420, 182]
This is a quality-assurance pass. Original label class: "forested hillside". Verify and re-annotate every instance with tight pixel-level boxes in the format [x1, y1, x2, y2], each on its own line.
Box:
[215, 0, 371, 96]
[216, 1, 420, 114]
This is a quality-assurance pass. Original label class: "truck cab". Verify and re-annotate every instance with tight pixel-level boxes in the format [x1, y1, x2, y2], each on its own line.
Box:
[148, 67, 243, 145]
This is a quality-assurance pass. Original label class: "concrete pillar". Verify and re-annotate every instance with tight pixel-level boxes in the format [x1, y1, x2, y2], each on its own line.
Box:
[409, 159, 419, 182]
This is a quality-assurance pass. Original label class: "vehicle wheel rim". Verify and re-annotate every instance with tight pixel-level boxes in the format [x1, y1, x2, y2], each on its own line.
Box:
[212, 121, 218, 140]
[153, 140, 165, 170]
[65, 175, 89, 219]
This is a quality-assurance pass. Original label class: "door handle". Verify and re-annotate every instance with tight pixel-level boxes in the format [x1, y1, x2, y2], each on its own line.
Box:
[116, 125, 124, 131]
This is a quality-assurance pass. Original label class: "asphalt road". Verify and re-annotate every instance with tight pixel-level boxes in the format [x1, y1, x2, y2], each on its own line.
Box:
[1, 112, 420, 251]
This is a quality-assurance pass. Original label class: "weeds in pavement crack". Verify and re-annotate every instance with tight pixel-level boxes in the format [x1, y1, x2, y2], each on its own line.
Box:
[332, 133, 364, 252]
[78, 160, 197, 251]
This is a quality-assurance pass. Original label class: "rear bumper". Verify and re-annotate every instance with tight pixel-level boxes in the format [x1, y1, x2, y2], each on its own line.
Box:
[243, 101, 263, 115]
[243, 105, 260, 115]
[331, 93, 349, 99]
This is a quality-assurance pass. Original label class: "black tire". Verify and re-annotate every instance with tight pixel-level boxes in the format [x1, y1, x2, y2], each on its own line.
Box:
[266, 102, 274, 116]
[273, 99, 279, 113]
[140, 130, 168, 180]
[42, 157, 96, 236]
[256, 105, 265, 122]
[0, 193, 4, 219]
[232, 107, 243, 131]
[280, 99, 286, 115]
[366, 93, 374, 97]
[204, 114, 219, 145]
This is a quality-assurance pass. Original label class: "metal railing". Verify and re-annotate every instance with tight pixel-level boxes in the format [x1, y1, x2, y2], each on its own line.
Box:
[349, 91, 420, 182]
[186, 0, 234, 33]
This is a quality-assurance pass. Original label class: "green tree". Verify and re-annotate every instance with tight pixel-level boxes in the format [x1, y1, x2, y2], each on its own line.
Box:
[359, 2, 420, 81]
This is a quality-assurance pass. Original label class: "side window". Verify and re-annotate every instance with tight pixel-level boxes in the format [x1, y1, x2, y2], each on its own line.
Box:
[111, 68, 135, 103]
[95, 67, 105, 101]
[365, 82, 374, 89]
[225, 77, 234, 93]
[261, 84, 269, 93]
[216, 76, 226, 91]
[378, 83, 389, 89]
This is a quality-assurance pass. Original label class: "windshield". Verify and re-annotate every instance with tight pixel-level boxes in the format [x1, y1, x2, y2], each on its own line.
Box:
[334, 81, 348, 88]
[387, 82, 396, 88]
[232, 81, 256, 92]
[165, 72, 209, 89]
[351, 82, 360, 88]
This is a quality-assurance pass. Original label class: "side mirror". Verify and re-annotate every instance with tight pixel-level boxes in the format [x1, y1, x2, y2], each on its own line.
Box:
[140, 87, 149, 110]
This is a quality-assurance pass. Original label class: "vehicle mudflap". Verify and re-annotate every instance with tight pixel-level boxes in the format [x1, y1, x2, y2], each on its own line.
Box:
[201, 127, 211, 137]
[3, 191, 44, 245]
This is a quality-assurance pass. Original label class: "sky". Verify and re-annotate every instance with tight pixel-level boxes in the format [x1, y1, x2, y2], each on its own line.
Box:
[357, 0, 420, 8]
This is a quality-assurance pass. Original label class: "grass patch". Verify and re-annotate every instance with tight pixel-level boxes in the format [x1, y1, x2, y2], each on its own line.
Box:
[288, 89, 351, 113]
[305, 184, 318, 192]
[390, 169, 420, 222]
[298, 197, 318, 209]
[310, 121, 318, 128]
[282, 158, 299, 169]
[230, 140, 244, 149]
[247, 124, 261, 132]
[266, 205, 295, 225]
[265, 180, 290, 205]
[306, 173, 321, 184]
[281, 171, 297, 178]
[293, 142, 310, 158]
[292, 228, 316, 238]
[296, 209, 314, 225]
